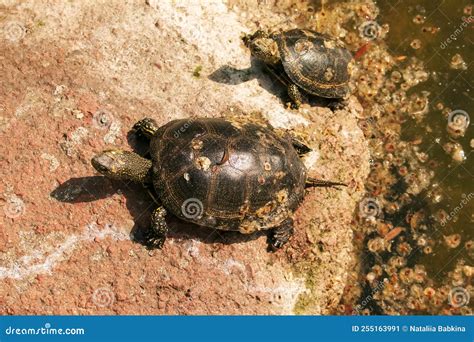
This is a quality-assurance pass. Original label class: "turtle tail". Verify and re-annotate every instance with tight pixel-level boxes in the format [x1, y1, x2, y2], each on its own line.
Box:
[305, 177, 347, 188]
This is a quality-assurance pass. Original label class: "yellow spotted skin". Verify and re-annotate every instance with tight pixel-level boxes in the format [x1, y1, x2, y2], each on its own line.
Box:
[150, 118, 306, 234]
[133, 118, 159, 139]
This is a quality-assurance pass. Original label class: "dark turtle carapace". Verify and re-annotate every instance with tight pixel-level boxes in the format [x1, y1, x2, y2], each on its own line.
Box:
[243, 29, 353, 108]
[92, 117, 345, 251]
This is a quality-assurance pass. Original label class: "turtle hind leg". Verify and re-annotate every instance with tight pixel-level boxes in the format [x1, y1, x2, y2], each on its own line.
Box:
[305, 177, 347, 188]
[268, 218, 294, 251]
[145, 206, 168, 249]
[287, 83, 304, 109]
[132, 117, 159, 140]
[327, 98, 348, 111]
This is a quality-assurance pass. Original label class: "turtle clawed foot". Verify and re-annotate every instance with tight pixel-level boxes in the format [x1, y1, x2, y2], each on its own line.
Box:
[144, 230, 166, 249]
[145, 206, 168, 249]
[287, 84, 304, 110]
[268, 239, 287, 252]
[286, 101, 300, 110]
[328, 99, 347, 111]
[268, 220, 294, 252]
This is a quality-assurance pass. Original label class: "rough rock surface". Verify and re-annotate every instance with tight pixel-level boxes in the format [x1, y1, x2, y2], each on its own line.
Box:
[0, 0, 369, 314]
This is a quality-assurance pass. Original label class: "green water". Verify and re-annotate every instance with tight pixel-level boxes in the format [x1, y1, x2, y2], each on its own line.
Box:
[377, 0, 472, 281]
[294, 0, 473, 313]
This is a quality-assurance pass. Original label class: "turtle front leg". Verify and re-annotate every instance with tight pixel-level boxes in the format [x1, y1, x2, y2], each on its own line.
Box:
[269, 218, 294, 251]
[287, 83, 304, 109]
[327, 98, 348, 111]
[145, 206, 168, 249]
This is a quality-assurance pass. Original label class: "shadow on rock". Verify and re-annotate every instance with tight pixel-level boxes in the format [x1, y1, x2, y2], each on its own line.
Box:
[209, 59, 287, 103]
[126, 130, 150, 157]
[50, 176, 117, 203]
[51, 176, 264, 248]
[208, 64, 255, 85]
[209, 58, 340, 109]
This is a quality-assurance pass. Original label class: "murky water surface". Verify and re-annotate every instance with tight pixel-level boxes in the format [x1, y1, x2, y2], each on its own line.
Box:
[378, 0, 473, 269]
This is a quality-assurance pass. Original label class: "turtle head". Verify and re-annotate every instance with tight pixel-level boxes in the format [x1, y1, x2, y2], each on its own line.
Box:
[243, 30, 280, 65]
[92, 149, 152, 184]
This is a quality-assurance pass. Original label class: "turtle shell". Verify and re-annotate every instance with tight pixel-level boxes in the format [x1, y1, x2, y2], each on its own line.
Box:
[149, 118, 306, 234]
[273, 29, 353, 99]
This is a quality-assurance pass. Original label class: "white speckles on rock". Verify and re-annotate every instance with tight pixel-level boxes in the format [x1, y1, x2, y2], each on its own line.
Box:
[41, 153, 60, 171]
[71, 126, 88, 143]
[302, 150, 320, 171]
[184, 239, 201, 259]
[53, 85, 68, 99]
[346, 95, 364, 117]
[14, 89, 43, 118]
[138, 0, 313, 130]
[264, 108, 310, 128]
[0, 223, 129, 280]
[177, 238, 307, 314]
[103, 120, 122, 144]
[2, 193, 26, 219]
[72, 109, 84, 119]
[60, 126, 89, 156]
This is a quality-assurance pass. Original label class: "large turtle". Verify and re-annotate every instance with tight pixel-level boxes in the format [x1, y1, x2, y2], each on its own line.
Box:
[91, 117, 345, 250]
[243, 29, 353, 108]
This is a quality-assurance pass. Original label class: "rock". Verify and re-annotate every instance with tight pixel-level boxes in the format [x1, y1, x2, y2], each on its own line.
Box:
[0, 1, 369, 314]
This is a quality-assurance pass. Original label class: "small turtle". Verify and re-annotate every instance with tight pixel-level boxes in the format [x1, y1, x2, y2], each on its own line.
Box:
[91, 117, 345, 251]
[243, 29, 353, 108]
